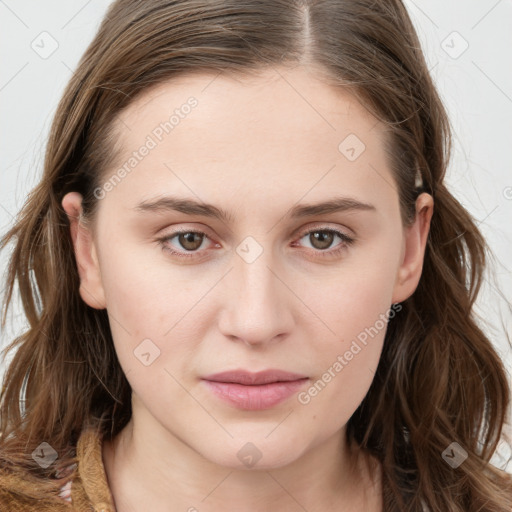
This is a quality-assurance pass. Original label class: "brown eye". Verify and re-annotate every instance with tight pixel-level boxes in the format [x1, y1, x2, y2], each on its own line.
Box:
[294, 227, 355, 259]
[158, 226, 354, 262]
[157, 229, 213, 259]
[308, 231, 336, 250]
[177, 232, 205, 251]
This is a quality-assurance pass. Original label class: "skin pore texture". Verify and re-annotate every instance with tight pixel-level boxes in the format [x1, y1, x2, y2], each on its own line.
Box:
[61, 65, 433, 512]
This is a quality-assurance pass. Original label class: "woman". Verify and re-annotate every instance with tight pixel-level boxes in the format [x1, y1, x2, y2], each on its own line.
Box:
[1, 1, 511, 510]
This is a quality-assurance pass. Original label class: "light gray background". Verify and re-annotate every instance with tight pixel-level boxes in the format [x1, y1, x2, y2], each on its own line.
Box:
[1, 1, 511, 472]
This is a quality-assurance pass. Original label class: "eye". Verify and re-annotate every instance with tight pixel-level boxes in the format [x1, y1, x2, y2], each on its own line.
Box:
[156, 226, 355, 260]
[157, 229, 215, 259]
[293, 227, 355, 258]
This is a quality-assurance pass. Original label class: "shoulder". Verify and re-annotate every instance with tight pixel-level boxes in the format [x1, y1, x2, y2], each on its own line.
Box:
[73, 425, 116, 511]
[0, 466, 74, 511]
[0, 425, 115, 511]
[0, 425, 101, 511]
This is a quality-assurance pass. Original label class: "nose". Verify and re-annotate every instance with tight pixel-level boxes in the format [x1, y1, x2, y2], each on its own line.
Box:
[217, 246, 295, 348]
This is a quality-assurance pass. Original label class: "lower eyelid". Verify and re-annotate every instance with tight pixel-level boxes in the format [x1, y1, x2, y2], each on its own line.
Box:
[161, 231, 213, 252]
[159, 227, 354, 257]
[297, 228, 353, 244]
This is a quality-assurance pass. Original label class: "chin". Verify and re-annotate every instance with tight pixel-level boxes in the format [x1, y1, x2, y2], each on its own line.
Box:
[198, 437, 306, 471]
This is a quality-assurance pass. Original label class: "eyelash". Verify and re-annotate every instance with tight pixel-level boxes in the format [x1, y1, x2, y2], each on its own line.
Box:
[156, 227, 355, 261]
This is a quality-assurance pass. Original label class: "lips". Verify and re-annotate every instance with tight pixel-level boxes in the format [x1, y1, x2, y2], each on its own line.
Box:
[203, 369, 308, 385]
[201, 369, 309, 410]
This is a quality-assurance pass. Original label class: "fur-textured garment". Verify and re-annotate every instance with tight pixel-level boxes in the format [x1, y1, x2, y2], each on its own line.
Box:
[0, 426, 116, 511]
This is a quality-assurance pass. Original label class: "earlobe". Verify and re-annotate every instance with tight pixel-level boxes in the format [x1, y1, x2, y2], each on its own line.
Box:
[392, 193, 434, 304]
[61, 192, 107, 310]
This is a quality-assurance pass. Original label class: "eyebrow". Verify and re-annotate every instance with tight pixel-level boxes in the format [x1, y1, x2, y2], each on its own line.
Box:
[132, 195, 376, 223]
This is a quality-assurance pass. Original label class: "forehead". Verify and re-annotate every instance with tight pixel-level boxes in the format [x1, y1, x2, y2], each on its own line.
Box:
[99, 66, 397, 218]
[114, 66, 384, 146]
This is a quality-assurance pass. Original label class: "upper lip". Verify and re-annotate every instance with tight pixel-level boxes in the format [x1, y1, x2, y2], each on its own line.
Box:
[202, 369, 308, 385]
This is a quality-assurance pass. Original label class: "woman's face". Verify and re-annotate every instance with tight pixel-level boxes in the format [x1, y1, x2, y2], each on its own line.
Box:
[64, 65, 431, 469]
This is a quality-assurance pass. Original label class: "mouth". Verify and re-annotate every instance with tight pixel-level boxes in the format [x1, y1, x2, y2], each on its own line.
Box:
[201, 369, 309, 410]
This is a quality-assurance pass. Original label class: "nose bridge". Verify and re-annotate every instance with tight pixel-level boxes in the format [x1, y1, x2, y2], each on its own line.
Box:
[218, 237, 293, 345]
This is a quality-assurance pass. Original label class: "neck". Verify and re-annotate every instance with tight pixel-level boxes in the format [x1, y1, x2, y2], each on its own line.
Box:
[102, 403, 382, 512]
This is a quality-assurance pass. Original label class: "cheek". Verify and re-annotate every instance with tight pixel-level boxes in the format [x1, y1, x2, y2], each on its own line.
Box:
[99, 235, 194, 325]
[98, 218, 400, 384]
[296, 287, 391, 430]
[294, 243, 400, 418]
[96, 239, 202, 371]
[305, 235, 400, 346]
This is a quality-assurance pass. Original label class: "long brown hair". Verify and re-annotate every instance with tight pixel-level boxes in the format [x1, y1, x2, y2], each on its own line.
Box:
[1, 1, 511, 510]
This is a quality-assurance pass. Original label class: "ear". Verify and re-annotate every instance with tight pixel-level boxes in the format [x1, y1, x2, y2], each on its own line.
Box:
[392, 192, 434, 304]
[61, 192, 106, 310]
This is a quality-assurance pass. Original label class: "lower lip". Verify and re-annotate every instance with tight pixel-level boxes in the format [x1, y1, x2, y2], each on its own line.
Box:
[202, 379, 309, 410]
